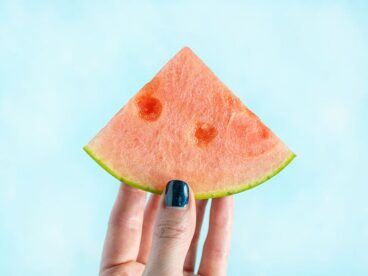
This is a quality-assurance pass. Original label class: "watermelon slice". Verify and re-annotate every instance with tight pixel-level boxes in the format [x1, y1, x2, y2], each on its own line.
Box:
[84, 47, 295, 199]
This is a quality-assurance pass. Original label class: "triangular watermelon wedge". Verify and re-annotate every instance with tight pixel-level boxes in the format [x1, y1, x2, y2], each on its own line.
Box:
[84, 47, 295, 199]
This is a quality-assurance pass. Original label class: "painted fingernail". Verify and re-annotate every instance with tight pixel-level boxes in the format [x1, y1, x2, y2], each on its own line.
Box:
[165, 180, 189, 208]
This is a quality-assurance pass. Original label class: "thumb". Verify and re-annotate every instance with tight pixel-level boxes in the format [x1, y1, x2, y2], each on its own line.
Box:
[143, 180, 196, 276]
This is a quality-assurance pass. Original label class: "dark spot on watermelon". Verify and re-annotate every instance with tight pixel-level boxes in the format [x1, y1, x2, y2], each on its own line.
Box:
[195, 122, 218, 146]
[136, 96, 162, 121]
[260, 124, 270, 139]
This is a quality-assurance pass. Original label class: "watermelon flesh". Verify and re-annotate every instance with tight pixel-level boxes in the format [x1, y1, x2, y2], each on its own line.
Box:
[84, 47, 295, 199]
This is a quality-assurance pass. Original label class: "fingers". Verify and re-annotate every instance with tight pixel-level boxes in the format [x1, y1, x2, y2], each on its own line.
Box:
[183, 199, 208, 273]
[100, 261, 145, 276]
[137, 194, 161, 264]
[198, 196, 234, 276]
[100, 183, 146, 272]
[143, 180, 196, 276]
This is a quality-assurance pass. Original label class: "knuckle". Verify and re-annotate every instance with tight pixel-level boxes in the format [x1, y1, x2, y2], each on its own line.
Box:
[212, 221, 232, 236]
[100, 261, 144, 276]
[109, 215, 142, 231]
[154, 220, 187, 239]
[206, 243, 229, 259]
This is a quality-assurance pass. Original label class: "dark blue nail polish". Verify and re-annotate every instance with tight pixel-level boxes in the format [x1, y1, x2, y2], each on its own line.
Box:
[165, 180, 189, 208]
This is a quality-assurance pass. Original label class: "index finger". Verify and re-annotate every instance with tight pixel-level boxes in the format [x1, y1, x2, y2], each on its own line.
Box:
[100, 183, 146, 272]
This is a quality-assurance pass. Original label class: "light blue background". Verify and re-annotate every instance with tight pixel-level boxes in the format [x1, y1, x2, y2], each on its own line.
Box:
[1, 1, 367, 275]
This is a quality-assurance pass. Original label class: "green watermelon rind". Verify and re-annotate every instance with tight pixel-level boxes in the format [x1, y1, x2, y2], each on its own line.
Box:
[195, 152, 295, 199]
[83, 145, 162, 194]
[83, 145, 296, 199]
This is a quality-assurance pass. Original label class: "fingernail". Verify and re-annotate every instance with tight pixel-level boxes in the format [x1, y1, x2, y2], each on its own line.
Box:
[165, 180, 189, 208]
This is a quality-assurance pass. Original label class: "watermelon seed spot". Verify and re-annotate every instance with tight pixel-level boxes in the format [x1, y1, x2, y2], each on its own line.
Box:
[136, 96, 162, 121]
[256, 121, 270, 139]
[260, 125, 270, 139]
[195, 123, 218, 146]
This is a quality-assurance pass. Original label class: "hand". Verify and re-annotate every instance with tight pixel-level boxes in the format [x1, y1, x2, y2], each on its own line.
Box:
[100, 180, 233, 276]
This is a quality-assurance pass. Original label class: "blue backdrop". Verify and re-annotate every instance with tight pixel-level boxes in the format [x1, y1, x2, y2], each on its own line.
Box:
[1, 1, 367, 275]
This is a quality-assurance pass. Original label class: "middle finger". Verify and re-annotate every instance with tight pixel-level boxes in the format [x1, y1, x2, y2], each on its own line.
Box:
[184, 199, 208, 273]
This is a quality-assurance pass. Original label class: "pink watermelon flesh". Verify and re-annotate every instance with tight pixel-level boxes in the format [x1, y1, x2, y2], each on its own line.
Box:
[84, 47, 295, 199]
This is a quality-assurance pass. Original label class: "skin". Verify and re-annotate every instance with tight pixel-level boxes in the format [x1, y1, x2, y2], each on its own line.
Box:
[100, 183, 234, 276]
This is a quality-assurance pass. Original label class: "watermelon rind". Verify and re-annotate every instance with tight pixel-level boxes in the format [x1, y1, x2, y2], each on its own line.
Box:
[83, 145, 295, 199]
